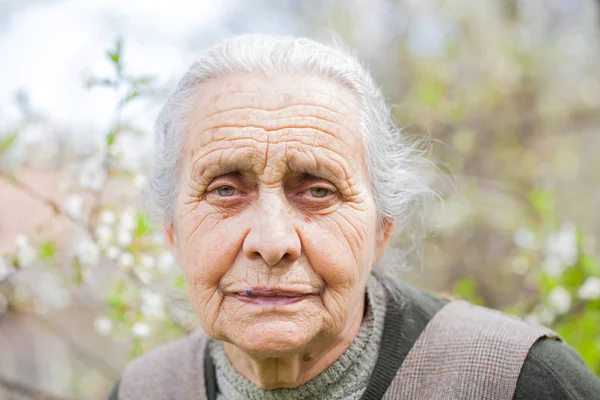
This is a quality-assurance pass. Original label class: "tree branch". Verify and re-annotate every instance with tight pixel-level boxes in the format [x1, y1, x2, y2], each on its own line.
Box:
[30, 312, 120, 381]
[0, 373, 75, 400]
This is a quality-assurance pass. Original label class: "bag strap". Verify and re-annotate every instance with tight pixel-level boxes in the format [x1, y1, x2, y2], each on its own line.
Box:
[383, 300, 559, 400]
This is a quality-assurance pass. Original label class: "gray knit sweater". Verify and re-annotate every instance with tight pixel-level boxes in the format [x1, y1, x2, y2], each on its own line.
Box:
[207, 276, 387, 400]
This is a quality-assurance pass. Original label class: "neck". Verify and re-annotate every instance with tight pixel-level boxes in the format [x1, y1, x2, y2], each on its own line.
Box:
[223, 298, 365, 389]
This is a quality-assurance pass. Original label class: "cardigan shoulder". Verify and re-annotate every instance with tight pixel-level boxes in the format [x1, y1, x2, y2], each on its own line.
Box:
[516, 338, 600, 399]
[116, 329, 209, 400]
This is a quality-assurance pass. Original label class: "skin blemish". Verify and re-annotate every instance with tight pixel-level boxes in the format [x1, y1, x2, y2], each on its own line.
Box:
[304, 217, 311, 223]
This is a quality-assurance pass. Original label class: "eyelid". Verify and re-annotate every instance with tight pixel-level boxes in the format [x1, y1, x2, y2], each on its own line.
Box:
[206, 174, 243, 192]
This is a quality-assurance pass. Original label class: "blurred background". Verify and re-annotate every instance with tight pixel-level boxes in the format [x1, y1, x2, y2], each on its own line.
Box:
[1, 0, 599, 398]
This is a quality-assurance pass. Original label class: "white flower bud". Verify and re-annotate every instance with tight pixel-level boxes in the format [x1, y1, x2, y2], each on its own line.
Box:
[140, 254, 155, 269]
[513, 228, 536, 251]
[79, 157, 108, 191]
[120, 209, 137, 231]
[118, 252, 134, 269]
[99, 209, 117, 225]
[548, 287, 571, 315]
[157, 252, 176, 274]
[140, 290, 165, 320]
[105, 245, 120, 260]
[95, 225, 113, 249]
[16, 234, 37, 268]
[75, 239, 100, 267]
[94, 316, 113, 336]
[64, 194, 84, 219]
[116, 229, 133, 246]
[0, 257, 9, 280]
[131, 322, 151, 338]
[578, 277, 600, 300]
[133, 175, 147, 189]
[544, 223, 578, 270]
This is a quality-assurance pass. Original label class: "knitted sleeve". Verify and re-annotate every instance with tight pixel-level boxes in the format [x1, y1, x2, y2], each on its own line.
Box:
[515, 338, 600, 399]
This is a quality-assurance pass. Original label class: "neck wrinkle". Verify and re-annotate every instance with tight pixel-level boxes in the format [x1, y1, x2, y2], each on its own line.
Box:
[208, 275, 388, 400]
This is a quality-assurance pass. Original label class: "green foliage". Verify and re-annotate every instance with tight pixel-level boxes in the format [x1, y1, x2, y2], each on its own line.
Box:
[134, 213, 152, 238]
[0, 131, 18, 154]
[38, 241, 56, 260]
[452, 276, 485, 306]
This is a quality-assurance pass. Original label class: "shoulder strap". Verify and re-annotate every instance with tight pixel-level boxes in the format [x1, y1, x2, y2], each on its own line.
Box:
[384, 300, 559, 400]
[118, 330, 209, 400]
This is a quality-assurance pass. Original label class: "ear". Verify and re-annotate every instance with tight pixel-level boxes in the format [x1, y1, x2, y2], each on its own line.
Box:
[164, 221, 180, 262]
[375, 217, 395, 261]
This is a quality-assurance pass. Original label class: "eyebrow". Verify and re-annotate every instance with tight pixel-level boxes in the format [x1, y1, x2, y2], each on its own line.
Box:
[283, 155, 353, 189]
[189, 151, 258, 184]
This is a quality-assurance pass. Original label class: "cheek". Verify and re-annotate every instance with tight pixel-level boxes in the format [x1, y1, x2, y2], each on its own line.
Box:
[177, 209, 246, 304]
[300, 207, 376, 289]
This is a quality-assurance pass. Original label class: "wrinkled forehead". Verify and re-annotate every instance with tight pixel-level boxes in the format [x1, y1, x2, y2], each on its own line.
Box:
[191, 73, 362, 121]
[180, 73, 369, 178]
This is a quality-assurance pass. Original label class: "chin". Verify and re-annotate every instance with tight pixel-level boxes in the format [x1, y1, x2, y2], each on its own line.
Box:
[232, 319, 320, 358]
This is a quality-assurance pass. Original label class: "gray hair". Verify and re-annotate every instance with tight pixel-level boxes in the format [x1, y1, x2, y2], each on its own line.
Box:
[148, 34, 434, 272]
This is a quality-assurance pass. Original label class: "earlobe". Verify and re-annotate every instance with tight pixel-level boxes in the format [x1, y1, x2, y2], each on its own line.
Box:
[375, 217, 395, 261]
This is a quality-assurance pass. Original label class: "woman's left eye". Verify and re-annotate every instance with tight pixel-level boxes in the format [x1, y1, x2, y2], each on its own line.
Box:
[309, 187, 330, 198]
[216, 185, 236, 197]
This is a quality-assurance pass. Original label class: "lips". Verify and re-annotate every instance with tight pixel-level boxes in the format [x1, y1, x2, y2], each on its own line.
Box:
[234, 287, 308, 306]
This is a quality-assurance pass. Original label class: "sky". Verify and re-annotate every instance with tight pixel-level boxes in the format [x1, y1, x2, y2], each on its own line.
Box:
[0, 0, 236, 137]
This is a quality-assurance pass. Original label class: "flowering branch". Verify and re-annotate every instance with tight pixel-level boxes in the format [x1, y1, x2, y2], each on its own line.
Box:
[0, 172, 90, 234]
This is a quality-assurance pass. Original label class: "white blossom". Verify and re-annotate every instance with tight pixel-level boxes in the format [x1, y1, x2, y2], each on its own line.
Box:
[133, 174, 147, 189]
[16, 235, 37, 268]
[131, 322, 151, 338]
[513, 228, 536, 251]
[548, 287, 571, 315]
[75, 239, 100, 267]
[538, 307, 556, 325]
[578, 277, 600, 300]
[120, 209, 137, 231]
[544, 223, 578, 272]
[157, 251, 176, 274]
[95, 225, 114, 249]
[541, 257, 564, 277]
[105, 245, 120, 260]
[118, 252, 134, 269]
[140, 254, 155, 269]
[79, 157, 108, 191]
[116, 228, 133, 246]
[99, 209, 117, 225]
[94, 316, 113, 336]
[64, 194, 84, 219]
[0, 257, 9, 280]
[140, 290, 165, 320]
[136, 270, 153, 285]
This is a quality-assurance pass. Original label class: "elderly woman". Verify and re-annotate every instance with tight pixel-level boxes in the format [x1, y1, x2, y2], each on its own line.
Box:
[110, 35, 600, 399]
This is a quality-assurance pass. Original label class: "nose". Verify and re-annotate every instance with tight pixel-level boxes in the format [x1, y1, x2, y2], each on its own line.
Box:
[242, 194, 301, 266]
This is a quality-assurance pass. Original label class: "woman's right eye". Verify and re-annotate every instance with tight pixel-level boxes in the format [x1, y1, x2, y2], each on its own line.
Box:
[216, 185, 236, 197]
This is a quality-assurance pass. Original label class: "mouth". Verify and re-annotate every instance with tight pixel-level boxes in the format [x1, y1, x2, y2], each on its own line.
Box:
[234, 287, 309, 306]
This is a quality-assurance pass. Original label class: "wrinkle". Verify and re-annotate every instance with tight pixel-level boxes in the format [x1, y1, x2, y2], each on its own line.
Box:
[198, 87, 360, 118]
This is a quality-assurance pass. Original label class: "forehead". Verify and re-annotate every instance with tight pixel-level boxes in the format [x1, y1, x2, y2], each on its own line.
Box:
[182, 73, 367, 179]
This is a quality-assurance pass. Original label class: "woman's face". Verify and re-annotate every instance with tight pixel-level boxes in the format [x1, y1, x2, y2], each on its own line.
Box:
[166, 73, 392, 356]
